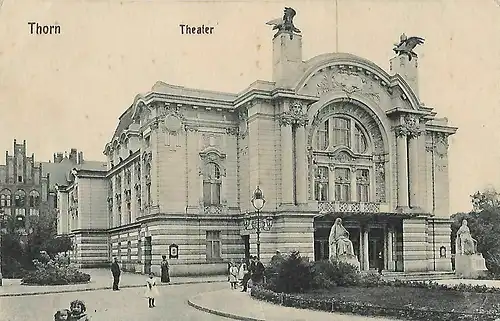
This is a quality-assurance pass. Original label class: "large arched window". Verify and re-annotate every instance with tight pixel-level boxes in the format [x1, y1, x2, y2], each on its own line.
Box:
[314, 116, 369, 153]
[15, 189, 26, 208]
[203, 163, 221, 206]
[29, 190, 41, 208]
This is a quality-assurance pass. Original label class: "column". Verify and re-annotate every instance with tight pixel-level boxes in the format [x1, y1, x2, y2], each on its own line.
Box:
[363, 227, 369, 271]
[281, 124, 294, 204]
[121, 172, 126, 226]
[112, 177, 118, 228]
[295, 125, 308, 204]
[328, 167, 335, 201]
[387, 227, 394, 271]
[130, 165, 137, 223]
[396, 133, 409, 208]
[350, 167, 357, 202]
[358, 227, 363, 267]
[408, 134, 420, 208]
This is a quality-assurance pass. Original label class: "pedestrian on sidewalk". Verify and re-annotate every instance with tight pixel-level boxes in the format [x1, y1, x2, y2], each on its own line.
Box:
[69, 300, 91, 321]
[145, 272, 159, 308]
[229, 261, 239, 289]
[160, 255, 170, 283]
[252, 256, 265, 285]
[241, 256, 256, 292]
[111, 257, 121, 291]
[237, 258, 248, 288]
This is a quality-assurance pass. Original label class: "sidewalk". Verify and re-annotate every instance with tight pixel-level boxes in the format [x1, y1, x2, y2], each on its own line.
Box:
[188, 289, 395, 321]
[0, 269, 226, 297]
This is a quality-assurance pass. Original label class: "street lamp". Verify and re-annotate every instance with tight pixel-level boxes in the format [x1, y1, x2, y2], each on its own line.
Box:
[246, 186, 271, 260]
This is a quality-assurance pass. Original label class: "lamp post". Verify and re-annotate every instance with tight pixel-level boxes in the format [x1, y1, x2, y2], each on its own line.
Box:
[247, 186, 269, 260]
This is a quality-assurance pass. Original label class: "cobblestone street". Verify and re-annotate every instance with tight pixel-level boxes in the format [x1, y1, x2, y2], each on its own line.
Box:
[0, 282, 231, 321]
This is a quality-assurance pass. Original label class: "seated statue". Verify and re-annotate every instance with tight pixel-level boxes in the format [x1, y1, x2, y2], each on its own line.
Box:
[329, 218, 355, 261]
[456, 219, 477, 255]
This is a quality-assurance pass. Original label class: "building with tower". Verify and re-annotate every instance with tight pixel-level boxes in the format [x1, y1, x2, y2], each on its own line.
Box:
[56, 9, 457, 276]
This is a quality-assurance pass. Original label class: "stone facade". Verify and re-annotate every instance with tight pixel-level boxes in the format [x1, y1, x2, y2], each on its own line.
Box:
[56, 28, 457, 275]
[0, 140, 52, 233]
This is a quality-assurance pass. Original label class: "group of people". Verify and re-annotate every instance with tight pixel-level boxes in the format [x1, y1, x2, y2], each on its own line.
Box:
[54, 300, 90, 321]
[228, 255, 266, 292]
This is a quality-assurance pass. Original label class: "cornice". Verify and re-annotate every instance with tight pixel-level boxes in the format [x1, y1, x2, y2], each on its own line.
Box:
[106, 150, 141, 177]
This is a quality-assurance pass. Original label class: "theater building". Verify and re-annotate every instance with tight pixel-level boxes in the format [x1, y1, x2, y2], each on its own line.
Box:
[57, 16, 457, 276]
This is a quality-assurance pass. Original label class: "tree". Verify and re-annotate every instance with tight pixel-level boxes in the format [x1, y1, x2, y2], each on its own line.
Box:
[452, 188, 500, 274]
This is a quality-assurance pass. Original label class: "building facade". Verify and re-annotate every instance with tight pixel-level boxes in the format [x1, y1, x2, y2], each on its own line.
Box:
[0, 140, 51, 233]
[57, 22, 457, 276]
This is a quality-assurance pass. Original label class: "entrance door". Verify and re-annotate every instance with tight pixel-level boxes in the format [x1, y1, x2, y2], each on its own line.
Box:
[242, 235, 250, 261]
[368, 228, 384, 269]
[144, 236, 152, 274]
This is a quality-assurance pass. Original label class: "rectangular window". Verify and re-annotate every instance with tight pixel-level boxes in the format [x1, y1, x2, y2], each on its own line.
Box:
[314, 166, 329, 201]
[335, 168, 351, 202]
[332, 118, 351, 148]
[356, 169, 370, 202]
[18, 175, 23, 183]
[203, 182, 221, 206]
[316, 120, 329, 150]
[145, 136, 151, 147]
[206, 230, 221, 260]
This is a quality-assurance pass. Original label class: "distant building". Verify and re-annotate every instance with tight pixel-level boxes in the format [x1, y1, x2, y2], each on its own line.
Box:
[56, 17, 457, 276]
[0, 140, 49, 233]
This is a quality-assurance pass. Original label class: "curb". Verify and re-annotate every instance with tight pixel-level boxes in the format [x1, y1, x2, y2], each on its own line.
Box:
[0, 279, 225, 297]
[187, 295, 265, 321]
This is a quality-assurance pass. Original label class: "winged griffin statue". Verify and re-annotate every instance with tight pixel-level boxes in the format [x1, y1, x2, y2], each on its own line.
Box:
[266, 7, 301, 39]
[393, 33, 425, 61]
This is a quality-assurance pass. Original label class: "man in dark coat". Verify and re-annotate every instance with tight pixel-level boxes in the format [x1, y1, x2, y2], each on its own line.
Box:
[252, 257, 265, 285]
[241, 256, 255, 292]
[111, 257, 121, 291]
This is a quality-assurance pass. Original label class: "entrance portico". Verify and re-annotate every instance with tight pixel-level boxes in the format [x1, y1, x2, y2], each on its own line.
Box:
[314, 213, 407, 272]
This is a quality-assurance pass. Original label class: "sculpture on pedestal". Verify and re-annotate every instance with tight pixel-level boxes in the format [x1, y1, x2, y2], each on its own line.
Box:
[456, 219, 478, 255]
[266, 7, 301, 39]
[393, 33, 425, 61]
[329, 218, 360, 270]
[454, 219, 488, 278]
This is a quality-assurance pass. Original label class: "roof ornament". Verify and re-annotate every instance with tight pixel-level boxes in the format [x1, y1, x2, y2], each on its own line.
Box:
[266, 7, 301, 40]
[393, 33, 425, 61]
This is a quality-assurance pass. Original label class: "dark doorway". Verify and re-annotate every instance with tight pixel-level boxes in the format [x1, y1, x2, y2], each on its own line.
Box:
[314, 227, 330, 261]
[368, 228, 384, 269]
[144, 236, 152, 274]
[242, 235, 250, 260]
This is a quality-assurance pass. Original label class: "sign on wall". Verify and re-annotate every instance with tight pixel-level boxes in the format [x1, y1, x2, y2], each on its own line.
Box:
[169, 243, 179, 259]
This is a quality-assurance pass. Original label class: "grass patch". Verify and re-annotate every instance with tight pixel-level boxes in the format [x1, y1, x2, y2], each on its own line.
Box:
[304, 286, 500, 314]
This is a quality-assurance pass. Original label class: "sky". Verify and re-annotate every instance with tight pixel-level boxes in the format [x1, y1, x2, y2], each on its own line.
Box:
[0, 0, 499, 214]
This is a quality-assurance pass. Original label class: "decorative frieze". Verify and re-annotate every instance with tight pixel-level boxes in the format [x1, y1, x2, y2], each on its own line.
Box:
[375, 162, 386, 202]
[434, 132, 449, 158]
[310, 65, 385, 102]
[393, 114, 423, 138]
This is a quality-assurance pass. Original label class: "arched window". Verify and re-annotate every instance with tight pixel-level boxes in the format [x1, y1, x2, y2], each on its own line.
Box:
[314, 166, 329, 201]
[0, 189, 11, 207]
[203, 163, 221, 206]
[14, 190, 26, 208]
[356, 169, 370, 202]
[332, 118, 351, 148]
[313, 117, 369, 153]
[29, 190, 41, 208]
[354, 125, 368, 154]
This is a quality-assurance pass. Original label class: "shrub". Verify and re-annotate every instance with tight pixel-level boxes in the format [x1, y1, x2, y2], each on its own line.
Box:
[323, 260, 360, 286]
[310, 261, 337, 289]
[266, 251, 313, 294]
[358, 271, 383, 287]
[21, 258, 90, 285]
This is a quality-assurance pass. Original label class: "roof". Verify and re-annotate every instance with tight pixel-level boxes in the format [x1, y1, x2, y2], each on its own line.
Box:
[41, 159, 107, 189]
[111, 106, 134, 141]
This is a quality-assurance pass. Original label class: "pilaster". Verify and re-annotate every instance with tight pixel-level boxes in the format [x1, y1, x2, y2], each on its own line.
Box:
[395, 128, 409, 209]
[295, 124, 308, 204]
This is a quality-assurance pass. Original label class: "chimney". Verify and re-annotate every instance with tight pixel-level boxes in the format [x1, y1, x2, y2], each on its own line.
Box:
[54, 153, 64, 163]
[69, 148, 77, 163]
[77, 151, 84, 165]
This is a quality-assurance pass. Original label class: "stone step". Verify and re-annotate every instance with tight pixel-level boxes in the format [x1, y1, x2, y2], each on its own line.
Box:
[381, 271, 459, 281]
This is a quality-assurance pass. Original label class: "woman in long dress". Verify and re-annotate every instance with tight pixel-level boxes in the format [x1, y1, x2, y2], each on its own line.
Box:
[229, 262, 239, 289]
[160, 255, 170, 283]
[145, 272, 160, 308]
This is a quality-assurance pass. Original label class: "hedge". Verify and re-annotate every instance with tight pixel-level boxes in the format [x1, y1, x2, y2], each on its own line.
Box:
[251, 285, 500, 321]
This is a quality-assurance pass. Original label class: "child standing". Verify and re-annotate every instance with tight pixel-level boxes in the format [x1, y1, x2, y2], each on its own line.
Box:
[54, 309, 71, 321]
[229, 262, 239, 289]
[145, 272, 159, 308]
